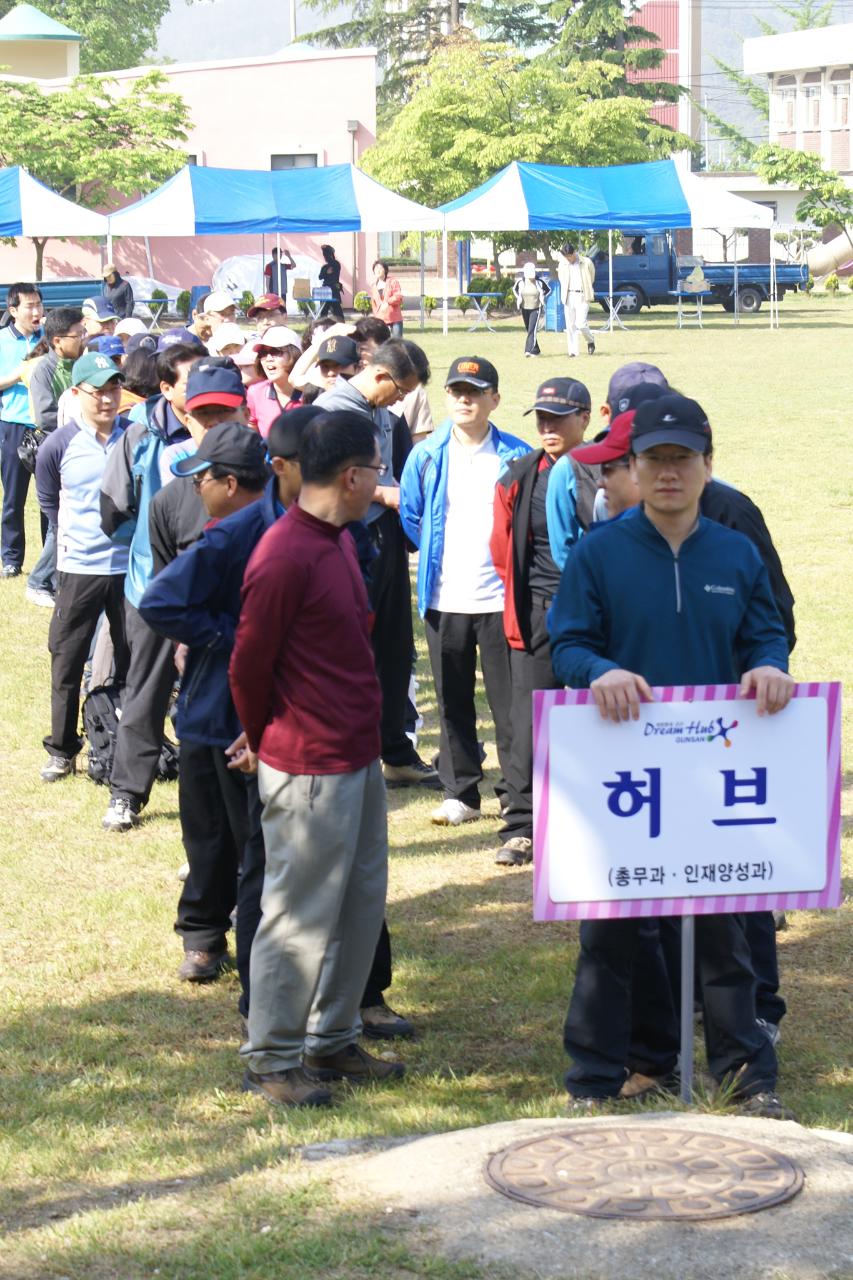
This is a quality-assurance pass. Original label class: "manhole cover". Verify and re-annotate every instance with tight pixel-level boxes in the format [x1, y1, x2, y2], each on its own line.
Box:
[485, 1127, 804, 1221]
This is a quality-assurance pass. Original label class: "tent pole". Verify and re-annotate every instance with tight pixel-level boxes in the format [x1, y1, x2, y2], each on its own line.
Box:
[144, 235, 154, 280]
[608, 229, 614, 333]
[733, 232, 739, 327]
[442, 219, 448, 337]
[419, 232, 425, 332]
[106, 231, 113, 261]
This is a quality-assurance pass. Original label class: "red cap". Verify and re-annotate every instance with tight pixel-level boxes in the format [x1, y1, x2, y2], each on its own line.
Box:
[571, 410, 635, 464]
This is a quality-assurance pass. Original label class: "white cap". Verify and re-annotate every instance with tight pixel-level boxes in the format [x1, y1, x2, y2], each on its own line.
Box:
[115, 317, 148, 338]
[254, 324, 301, 351]
[232, 340, 260, 368]
[203, 290, 236, 314]
[207, 322, 247, 355]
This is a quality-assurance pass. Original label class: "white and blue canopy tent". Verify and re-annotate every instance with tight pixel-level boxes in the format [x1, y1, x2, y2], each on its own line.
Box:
[107, 163, 442, 323]
[0, 165, 109, 237]
[107, 163, 443, 237]
[438, 159, 775, 331]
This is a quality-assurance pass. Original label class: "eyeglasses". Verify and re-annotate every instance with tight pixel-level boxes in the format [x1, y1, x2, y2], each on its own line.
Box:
[78, 383, 121, 399]
[446, 384, 490, 398]
[257, 348, 289, 359]
[355, 461, 388, 476]
[191, 472, 223, 491]
[601, 459, 632, 475]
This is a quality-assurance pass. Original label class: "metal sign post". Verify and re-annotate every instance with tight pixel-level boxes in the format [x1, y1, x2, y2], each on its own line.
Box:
[680, 916, 695, 1103]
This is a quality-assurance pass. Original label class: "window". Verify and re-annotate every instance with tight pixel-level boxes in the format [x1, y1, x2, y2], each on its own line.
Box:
[831, 79, 850, 128]
[270, 154, 318, 170]
[772, 84, 796, 129]
[801, 84, 821, 129]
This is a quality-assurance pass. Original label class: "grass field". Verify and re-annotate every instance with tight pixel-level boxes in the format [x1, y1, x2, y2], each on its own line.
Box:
[0, 294, 851, 1279]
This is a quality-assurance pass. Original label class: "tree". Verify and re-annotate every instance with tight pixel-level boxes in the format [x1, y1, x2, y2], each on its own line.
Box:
[547, 0, 679, 104]
[753, 144, 853, 255]
[300, 0, 557, 124]
[362, 37, 695, 264]
[0, 71, 191, 277]
[0, 0, 187, 72]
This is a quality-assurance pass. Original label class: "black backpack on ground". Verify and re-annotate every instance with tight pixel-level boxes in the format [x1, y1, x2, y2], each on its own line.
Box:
[82, 683, 180, 786]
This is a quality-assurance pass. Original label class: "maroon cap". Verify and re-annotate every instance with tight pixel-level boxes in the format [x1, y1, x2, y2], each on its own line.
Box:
[247, 292, 286, 317]
[571, 410, 635, 463]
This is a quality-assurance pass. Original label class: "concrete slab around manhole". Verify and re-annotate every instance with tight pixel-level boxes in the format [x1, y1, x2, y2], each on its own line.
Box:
[340, 1113, 853, 1280]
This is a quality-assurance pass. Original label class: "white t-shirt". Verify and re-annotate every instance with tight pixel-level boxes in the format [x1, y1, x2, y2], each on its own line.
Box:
[430, 429, 504, 613]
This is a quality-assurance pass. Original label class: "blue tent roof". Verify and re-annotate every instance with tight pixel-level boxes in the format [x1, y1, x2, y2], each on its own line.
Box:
[108, 164, 442, 236]
[439, 160, 693, 233]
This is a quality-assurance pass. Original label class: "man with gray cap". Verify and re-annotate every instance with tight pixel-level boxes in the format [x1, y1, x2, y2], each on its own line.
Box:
[548, 392, 794, 1119]
[102, 264, 135, 319]
[489, 377, 591, 865]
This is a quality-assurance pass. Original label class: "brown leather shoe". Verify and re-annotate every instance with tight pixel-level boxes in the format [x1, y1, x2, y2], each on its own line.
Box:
[302, 1042, 405, 1084]
[241, 1067, 333, 1108]
[177, 949, 228, 982]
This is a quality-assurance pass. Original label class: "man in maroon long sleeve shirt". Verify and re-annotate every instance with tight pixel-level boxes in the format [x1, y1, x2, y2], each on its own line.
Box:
[230, 409, 405, 1107]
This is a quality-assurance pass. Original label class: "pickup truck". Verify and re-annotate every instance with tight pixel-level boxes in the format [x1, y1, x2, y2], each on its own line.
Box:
[589, 234, 808, 314]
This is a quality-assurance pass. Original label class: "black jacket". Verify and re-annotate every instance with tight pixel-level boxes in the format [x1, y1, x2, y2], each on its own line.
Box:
[148, 475, 207, 576]
[700, 478, 796, 651]
[103, 275, 135, 319]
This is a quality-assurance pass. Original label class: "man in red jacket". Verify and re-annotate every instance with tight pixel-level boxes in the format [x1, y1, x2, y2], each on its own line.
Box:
[490, 377, 591, 866]
[229, 409, 405, 1108]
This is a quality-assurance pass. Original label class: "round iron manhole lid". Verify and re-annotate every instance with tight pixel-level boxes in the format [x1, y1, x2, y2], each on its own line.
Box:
[485, 1126, 804, 1221]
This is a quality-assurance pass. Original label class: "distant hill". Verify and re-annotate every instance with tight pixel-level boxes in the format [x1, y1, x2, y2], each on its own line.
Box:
[155, 0, 346, 62]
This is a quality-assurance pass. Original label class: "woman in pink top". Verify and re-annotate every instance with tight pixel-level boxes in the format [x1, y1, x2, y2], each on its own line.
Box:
[246, 325, 302, 438]
[369, 261, 403, 337]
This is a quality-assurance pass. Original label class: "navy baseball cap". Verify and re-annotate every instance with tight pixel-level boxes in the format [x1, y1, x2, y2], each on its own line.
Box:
[184, 359, 246, 412]
[158, 326, 205, 352]
[82, 296, 118, 322]
[607, 362, 669, 414]
[524, 377, 591, 416]
[125, 332, 158, 355]
[172, 421, 267, 477]
[631, 393, 712, 454]
[445, 356, 499, 391]
[267, 405, 323, 459]
[96, 335, 125, 359]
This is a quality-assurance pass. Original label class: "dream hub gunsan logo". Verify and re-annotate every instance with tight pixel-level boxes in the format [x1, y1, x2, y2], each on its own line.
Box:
[643, 715, 739, 747]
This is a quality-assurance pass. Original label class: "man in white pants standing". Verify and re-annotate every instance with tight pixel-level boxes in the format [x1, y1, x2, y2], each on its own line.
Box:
[557, 243, 596, 359]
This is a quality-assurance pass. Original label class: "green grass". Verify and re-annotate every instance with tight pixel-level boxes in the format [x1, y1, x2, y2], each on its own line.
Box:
[0, 294, 851, 1278]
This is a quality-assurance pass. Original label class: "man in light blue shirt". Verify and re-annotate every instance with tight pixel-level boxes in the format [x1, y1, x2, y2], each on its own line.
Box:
[35, 353, 131, 781]
[0, 282, 44, 575]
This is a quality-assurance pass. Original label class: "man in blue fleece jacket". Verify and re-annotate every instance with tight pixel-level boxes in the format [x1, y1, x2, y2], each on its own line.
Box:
[548, 393, 794, 1119]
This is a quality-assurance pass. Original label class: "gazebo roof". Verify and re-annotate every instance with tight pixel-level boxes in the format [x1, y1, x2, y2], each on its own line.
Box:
[0, 3, 81, 42]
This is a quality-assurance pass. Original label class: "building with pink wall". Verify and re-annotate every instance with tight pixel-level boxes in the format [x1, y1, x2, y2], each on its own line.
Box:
[0, 8, 379, 298]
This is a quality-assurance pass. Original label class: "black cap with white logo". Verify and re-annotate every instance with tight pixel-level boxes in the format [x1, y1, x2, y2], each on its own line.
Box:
[630, 393, 712, 454]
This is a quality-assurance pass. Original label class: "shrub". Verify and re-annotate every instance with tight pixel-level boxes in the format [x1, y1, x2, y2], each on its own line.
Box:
[297, 300, 311, 316]
[354, 290, 372, 314]
[423, 294, 437, 318]
[240, 290, 255, 313]
[824, 272, 840, 293]
[149, 287, 167, 316]
[175, 289, 190, 318]
[455, 294, 472, 315]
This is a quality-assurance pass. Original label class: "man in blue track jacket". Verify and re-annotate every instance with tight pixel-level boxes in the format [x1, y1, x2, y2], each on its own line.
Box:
[548, 392, 795, 1119]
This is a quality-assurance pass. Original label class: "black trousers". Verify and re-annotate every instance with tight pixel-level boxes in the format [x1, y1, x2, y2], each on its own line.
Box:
[1, 420, 31, 568]
[500, 600, 562, 840]
[424, 608, 516, 810]
[319, 300, 345, 320]
[658, 912, 786, 1028]
[564, 913, 778, 1099]
[110, 601, 177, 807]
[175, 739, 250, 954]
[369, 510, 418, 767]
[521, 306, 541, 356]
[235, 775, 394, 1018]
[44, 572, 129, 759]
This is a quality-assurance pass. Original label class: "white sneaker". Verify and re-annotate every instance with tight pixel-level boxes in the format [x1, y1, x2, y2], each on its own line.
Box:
[102, 797, 140, 832]
[26, 586, 55, 608]
[430, 798, 481, 826]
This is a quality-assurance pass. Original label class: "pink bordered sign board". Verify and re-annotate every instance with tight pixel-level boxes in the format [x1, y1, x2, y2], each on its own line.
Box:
[532, 682, 842, 921]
